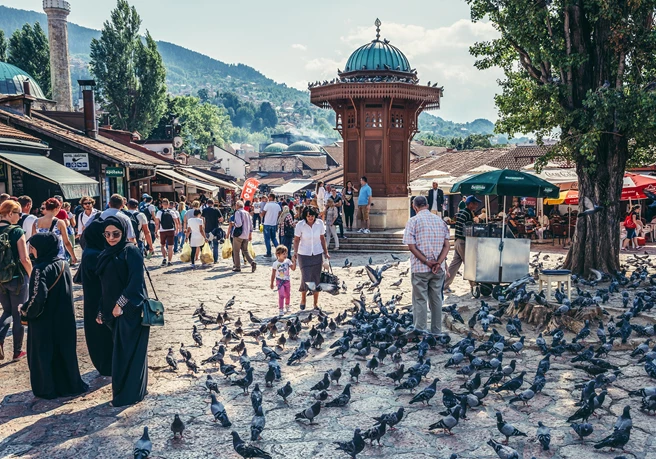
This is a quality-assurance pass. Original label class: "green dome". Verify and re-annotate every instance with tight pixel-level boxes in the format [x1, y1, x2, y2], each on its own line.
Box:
[263, 142, 288, 154]
[344, 40, 411, 73]
[0, 62, 48, 100]
[287, 141, 321, 153]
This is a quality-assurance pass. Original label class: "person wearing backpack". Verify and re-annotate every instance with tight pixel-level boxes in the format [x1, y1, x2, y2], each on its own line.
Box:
[622, 205, 641, 250]
[124, 199, 154, 257]
[18, 196, 37, 241]
[139, 194, 157, 244]
[156, 198, 179, 266]
[0, 200, 33, 361]
[277, 202, 295, 258]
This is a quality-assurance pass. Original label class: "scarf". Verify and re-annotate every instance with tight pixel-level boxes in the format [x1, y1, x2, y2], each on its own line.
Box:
[277, 206, 290, 226]
[96, 216, 129, 276]
[27, 232, 61, 267]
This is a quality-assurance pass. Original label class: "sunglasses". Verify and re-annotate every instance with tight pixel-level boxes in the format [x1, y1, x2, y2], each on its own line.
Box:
[11, 211, 20, 215]
[103, 231, 122, 239]
[83, 202, 92, 206]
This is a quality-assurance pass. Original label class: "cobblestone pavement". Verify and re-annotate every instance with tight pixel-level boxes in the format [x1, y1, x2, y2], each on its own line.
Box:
[1, 233, 655, 458]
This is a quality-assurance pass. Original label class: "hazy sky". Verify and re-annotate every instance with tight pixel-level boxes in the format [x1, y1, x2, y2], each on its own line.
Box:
[3, 0, 504, 123]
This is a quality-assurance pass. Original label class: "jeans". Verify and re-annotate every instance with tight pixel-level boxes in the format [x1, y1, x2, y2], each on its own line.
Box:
[281, 235, 293, 259]
[252, 213, 261, 229]
[326, 224, 339, 249]
[0, 277, 28, 353]
[206, 232, 219, 262]
[411, 270, 445, 334]
[148, 222, 156, 245]
[263, 225, 279, 256]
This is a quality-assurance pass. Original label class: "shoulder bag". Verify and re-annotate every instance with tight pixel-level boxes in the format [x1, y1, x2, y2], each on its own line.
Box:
[142, 262, 164, 326]
[233, 211, 244, 238]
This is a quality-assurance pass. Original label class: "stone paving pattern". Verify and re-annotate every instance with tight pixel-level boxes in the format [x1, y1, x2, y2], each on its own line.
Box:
[1, 233, 655, 458]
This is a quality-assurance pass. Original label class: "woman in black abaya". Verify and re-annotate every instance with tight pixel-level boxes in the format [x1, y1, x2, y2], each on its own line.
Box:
[80, 217, 113, 376]
[96, 216, 149, 407]
[22, 232, 88, 399]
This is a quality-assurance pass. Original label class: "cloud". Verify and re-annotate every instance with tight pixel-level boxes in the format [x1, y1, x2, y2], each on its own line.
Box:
[304, 57, 342, 77]
[291, 43, 308, 51]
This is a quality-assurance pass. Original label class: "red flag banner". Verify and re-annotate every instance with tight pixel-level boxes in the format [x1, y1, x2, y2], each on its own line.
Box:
[240, 178, 260, 202]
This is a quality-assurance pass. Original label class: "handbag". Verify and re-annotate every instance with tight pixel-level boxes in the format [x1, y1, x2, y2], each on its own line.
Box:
[142, 262, 164, 327]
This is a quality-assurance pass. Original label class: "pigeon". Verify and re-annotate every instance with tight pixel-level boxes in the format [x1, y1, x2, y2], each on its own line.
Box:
[334, 428, 365, 458]
[185, 357, 199, 374]
[166, 348, 178, 371]
[362, 420, 387, 446]
[409, 378, 440, 405]
[329, 368, 342, 386]
[250, 384, 263, 412]
[133, 426, 152, 459]
[508, 387, 535, 405]
[219, 359, 238, 378]
[231, 430, 272, 459]
[395, 374, 421, 393]
[614, 406, 632, 431]
[373, 407, 404, 430]
[577, 197, 604, 218]
[311, 373, 331, 391]
[231, 367, 254, 394]
[350, 363, 361, 382]
[495, 371, 526, 394]
[629, 386, 656, 397]
[594, 426, 631, 450]
[496, 412, 527, 444]
[210, 393, 232, 427]
[171, 414, 185, 439]
[326, 384, 352, 408]
[571, 421, 594, 440]
[487, 438, 519, 459]
[179, 343, 191, 360]
[248, 311, 262, 324]
[295, 401, 322, 424]
[428, 405, 461, 434]
[386, 365, 405, 384]
[224, 296, 235, 309]
[367, 355, 379, 373]
[205, 374, 220, 393]
[567, 394, 596, 423]
[277, 381, 293, 404]
[250, 405, 266, 441]
[536, 422, 550, 450]
[261, 340, 280, 360]
[641, 394, 656, 413]
[192, 325, 203, 346]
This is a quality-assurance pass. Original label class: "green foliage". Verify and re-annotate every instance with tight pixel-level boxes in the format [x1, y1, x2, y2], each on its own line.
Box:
[0, 30, 7, 61]
[152, 95, 233, 157]
[418, 113, 495, 137]
[89, 0, 166, 137]
[7, 22, 50, 98]
[197, 88, 209, 102]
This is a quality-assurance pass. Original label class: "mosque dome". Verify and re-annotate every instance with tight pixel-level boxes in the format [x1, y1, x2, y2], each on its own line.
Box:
[262, 142, 288, 154]
[286, 141, 321, 153]
[342, 19, 412, 74]
[0, 62, 48, 100]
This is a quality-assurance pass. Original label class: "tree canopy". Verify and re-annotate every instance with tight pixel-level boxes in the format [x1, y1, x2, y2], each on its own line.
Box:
[7, 22, 50, 98]
[466, 0, 656, 274]
[90, 0, 166, 137]
[0, 30, 7, 61]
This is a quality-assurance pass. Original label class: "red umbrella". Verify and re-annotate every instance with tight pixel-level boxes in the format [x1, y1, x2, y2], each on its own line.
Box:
[621, 173, 656, 200]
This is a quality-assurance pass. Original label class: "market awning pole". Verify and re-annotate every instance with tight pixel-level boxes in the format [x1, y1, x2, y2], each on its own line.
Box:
[499, 195, 506, 283]
[485, 195, 489, 223]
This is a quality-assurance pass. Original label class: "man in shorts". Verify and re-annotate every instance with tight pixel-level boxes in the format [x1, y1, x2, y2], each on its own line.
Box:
[357, 176, 372, 234]
[156, 198, 179, 266]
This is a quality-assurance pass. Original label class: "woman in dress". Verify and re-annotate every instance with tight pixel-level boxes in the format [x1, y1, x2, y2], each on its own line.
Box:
[0, 200, 32, 361]
[96, 216, 150, 407]
[79, 216, 113, 376]
[185, 209, 207, 266]
[343, 181, 357, 231]
[291, 206, 330, 310]
[315, 181, 326, 214]
[32, 198, 77, 264]
[21, 232, 88, 399]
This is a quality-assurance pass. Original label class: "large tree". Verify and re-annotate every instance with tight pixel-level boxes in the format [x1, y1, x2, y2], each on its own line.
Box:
[7, 23, 51, 98]
[467, 0, 656, 275]
[90, 0, 166, 137]
[0, 30, 7, 62]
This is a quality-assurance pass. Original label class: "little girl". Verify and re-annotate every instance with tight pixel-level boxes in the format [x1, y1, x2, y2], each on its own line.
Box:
[270, 245, 295, 315]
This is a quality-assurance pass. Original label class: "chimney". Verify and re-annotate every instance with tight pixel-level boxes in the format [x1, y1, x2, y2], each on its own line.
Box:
[206, 145, 215, 162]
[78, 80, 97, 139]
[101, 113, 111, 129]
[43, 0, 73, 111]
[23, 79, 32, 96]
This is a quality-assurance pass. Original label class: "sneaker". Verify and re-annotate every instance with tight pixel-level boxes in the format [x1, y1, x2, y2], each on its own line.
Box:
[167, 260, 173, 266]
[285, 305, 291, 313]
[279, 309, 284, 317]
[363, 229, 371, 234]
[357, 228, 364, 233]
[12, 350, 26, 361]
[264, 254, 272, 258]
[161, 259, 167, 266]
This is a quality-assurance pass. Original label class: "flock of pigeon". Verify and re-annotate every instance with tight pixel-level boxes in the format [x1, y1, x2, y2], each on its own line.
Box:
[132, 252, 656, 458]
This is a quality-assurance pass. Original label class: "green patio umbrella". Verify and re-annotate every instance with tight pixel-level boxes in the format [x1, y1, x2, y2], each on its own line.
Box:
[450, 169, 560, 198]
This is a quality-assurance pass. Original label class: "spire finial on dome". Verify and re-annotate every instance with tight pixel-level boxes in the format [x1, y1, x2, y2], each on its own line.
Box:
[375, 18, 381, 40]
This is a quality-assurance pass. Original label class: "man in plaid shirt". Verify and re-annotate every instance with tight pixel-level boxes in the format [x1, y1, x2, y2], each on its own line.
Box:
[402, 196, 451, 335]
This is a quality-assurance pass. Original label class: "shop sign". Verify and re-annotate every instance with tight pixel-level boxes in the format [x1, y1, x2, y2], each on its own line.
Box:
[63, 153, 90, 171]
[105, 167, 125, 177]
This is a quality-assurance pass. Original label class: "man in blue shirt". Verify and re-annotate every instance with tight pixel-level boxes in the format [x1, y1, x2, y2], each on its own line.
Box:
[357, 176, 372, 234]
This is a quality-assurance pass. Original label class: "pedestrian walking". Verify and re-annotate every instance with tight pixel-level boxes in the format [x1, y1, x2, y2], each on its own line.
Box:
[125, 199, 154, 257]
[278, 202, 295, 258]
[325, 198, 340, 250]
[177, 202, 187, 249]
[443, 196, 481, 293]
[343, 180, 356, 231]
[291, 206, 329, 310]
[17, 196, 37, 242]
[231, 201, 256, 273]
[186, 209, 207, 266]
[96, 216, 150, 407]
[261, 193, 281, 257]
[139, 194, 157, 244]
[357, 176, 372, 233]
[155, 198, 178, 266]
[270, 245, 295, 316]
[316, 181, 326, 213]
[201, 199, 223, 263]
[32, 198, 78, 264]
[0, 200, 32, 361]
[402, 196, 451, 335]
[20, 232, 88, 399]
[76, 196, 99, 242]
[329, 187, 345, 238]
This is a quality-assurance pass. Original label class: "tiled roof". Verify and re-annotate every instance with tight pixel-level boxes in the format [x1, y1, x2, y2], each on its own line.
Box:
[298, 156, 327, 170]
[322, 143, 344, 166]
[186, 156, 215, 168]
[409, 147, 514, 181]
[0, 122, 41, 142]
[488, 145, 552, 170]
[311, 166, 344, 186]
[410, 142, 447, 157]
[0, 109, 163, 168]
[95, 135, 171, 166]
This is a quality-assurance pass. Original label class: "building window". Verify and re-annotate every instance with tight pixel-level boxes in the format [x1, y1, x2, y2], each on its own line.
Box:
[365, 111, 382, 128]
[391, 112, 404, 129]
[281, 165, 285, 171]
[347, 111, 355, 129]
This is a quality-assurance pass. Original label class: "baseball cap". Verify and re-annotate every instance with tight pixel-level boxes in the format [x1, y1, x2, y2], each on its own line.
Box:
[465, 196, 482, 205]
[142, 193, 151, 199]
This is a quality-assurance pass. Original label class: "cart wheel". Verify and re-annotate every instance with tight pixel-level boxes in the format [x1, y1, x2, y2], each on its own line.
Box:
[480, 283, 493, 297]
[471, 285, 481, 299]
[492, 285, 504, 300]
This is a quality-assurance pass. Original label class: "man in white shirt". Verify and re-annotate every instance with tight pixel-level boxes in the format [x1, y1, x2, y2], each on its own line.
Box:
[125, 198, 154, 256]
[17, 195, 37, 241]
[76, 196, 100, 237]
[252, 197, 262, 230]
[155, 198, 180, 266]
[260, 193, 281, 257]
[100, 194, 136, 242]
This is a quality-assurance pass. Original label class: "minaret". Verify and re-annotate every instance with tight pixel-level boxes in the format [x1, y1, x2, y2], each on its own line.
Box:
[43, 0, 73, 111]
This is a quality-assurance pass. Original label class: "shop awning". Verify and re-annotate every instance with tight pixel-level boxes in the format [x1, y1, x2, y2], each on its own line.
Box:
[271, 179, 314, 195]
[176, 167, 238, 190]
[0, 150, 99, 199]
[156, 168, 219, 194]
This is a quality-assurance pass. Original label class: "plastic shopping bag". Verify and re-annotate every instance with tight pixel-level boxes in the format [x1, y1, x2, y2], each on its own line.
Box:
[222, 239, 232, 259]
[200, 243, 214, 264]
[179, 242, 192, 263]
[248, 241, 256, 259]
[259, 224, 264, 232]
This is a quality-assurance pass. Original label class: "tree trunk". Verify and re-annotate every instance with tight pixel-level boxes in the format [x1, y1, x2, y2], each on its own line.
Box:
[564, 134, 628, 275]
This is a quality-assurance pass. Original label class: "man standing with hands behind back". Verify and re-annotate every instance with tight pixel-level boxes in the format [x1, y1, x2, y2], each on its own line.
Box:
[427, 181, 444, 216]
[403, 196, 450, 336]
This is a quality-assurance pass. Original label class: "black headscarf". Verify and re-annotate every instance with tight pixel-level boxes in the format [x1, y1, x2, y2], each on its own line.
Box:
[82, 217, 107, 252]
[28, 232, 61, 266]
[96, 216, 129, 275]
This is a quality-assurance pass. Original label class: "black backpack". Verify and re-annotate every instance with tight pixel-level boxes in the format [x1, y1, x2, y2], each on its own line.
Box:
[160, 209, 175, 230]
[122, 210, 142, 241]
[0, 225, 20, 283]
